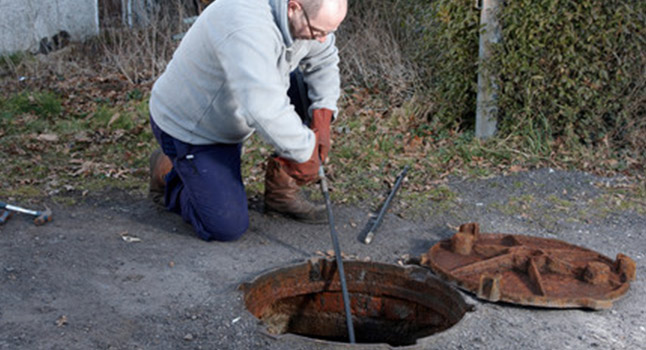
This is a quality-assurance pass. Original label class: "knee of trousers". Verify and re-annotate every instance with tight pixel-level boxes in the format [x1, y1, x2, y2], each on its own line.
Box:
[194, 210, 249, 242]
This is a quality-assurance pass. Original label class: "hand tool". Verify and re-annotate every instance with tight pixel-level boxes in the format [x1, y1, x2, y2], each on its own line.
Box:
[0, 201, 53, 225]
[0, 210, 12, 224]
[363, 164, 410, 245]
[318, 163, 356, 343]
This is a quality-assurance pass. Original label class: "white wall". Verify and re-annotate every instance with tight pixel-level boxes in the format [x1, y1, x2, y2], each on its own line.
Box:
[0, 0, 99, 55]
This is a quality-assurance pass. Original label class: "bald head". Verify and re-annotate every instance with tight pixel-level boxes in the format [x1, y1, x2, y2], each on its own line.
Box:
[302, 0, 347, 19]
[287, 0, 347, 42]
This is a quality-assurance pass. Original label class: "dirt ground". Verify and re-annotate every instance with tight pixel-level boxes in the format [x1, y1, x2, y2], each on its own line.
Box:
[1, 168, 644, 350]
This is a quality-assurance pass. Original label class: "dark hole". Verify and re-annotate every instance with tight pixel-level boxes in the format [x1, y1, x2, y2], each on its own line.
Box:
[268, 292, 453, 346]
[242, 259, 471, 347]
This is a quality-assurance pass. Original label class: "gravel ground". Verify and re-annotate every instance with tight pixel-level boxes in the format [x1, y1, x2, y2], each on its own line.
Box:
[1, 168, 643, 349]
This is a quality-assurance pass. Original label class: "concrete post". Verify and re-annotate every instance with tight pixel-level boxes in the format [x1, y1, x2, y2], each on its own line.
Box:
[475, 0, 502, 139]
[0, 0, 99, 55]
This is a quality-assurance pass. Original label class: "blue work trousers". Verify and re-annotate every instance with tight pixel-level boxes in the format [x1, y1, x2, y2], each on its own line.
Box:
[150, 70, 310, 241]
[151, 117, 249, 241]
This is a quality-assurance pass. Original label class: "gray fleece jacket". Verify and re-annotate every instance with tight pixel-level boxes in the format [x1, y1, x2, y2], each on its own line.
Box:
[149, 0, 341, 163]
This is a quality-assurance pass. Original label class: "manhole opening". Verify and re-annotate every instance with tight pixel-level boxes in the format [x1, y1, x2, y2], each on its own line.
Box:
[241, 258, 471, 347]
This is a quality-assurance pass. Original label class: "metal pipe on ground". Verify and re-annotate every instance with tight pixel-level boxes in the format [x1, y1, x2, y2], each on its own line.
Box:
[363, 164, 409, 245]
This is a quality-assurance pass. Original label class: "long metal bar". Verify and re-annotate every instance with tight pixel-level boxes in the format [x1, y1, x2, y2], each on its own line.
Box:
[318, 165, 356, 343]
[363, 164, 409, 245]
[0, 201, 39, 216]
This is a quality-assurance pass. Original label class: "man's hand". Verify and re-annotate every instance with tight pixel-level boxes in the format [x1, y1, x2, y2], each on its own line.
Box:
[275, 108, 333, 185]
[311, 108, 333, 163]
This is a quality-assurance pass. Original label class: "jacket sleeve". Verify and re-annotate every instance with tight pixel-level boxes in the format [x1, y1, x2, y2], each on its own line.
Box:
[300, 34, 342, 120]
[214, 27, 316, 163]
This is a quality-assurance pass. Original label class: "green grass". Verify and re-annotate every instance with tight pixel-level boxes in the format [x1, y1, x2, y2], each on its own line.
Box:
[546, 194, 574, 210]
[0, 89, 157, 203]
[0, 91, 62, 120]
[0, 77, 644, 221]
[1, 83, 643, 222]
[3, 185, 42, 198]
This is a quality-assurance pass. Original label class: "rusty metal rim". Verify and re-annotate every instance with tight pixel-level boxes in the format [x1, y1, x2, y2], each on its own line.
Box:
[240, 258, 473, 347]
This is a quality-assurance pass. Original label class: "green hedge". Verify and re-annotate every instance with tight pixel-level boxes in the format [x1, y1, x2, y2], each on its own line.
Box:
[399, 0, 645, 154]
[495, 0, 646, 147]
[409, 0, 480, 128]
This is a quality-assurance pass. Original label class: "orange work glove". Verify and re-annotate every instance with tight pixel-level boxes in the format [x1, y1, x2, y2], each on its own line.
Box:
[276, 108, 333, 185]
[311, 108, 333, 163]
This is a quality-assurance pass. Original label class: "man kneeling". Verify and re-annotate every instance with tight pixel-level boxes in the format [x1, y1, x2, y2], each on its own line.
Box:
[148, 0, 347, 241]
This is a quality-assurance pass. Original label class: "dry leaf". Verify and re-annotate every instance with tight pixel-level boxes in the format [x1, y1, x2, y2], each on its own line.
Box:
[56, 315, 68, 327]
[107, 113, 121, 127]
[509, 165, 525, 173]
[119, 231, 142, 243]
[74, 132, 92, 143]
[121, 236, 141, 243]
[72, 161, 95, 176]
[37, 133, 59, 142]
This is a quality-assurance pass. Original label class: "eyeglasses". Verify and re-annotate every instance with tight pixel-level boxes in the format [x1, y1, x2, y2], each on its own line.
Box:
[299, 3, 334, 39]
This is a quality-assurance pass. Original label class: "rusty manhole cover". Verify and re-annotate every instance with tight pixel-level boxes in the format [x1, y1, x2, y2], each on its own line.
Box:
[421, 223, 636, 310]
[240, 258, 472, 347]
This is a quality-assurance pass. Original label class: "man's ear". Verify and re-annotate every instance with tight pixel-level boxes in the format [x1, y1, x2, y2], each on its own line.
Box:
[287, 0, 301, 14]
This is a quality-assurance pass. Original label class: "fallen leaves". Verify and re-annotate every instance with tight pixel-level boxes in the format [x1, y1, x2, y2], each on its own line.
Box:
[36, 133, 59, 142]
[69, 159, 132, 179]
[56, 315, 68, 327]
[1, 43, 644, 210]
[107, 112, 121, 127]
[119, 231, 142, 243]
[7, 143, 27, 156]
[1, 53, 158, 197]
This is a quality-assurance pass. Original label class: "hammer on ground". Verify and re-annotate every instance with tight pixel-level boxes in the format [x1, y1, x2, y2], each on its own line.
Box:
[0, 201, 53, 225]
[0, 210, 12, 224]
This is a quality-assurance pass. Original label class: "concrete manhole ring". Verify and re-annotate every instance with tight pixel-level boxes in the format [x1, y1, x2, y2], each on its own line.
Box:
[240, 258, 473, 347]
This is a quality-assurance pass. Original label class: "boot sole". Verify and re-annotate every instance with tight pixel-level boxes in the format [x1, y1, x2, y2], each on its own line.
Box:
[264, 207, 328, 225]
[148, 188, 166, 209]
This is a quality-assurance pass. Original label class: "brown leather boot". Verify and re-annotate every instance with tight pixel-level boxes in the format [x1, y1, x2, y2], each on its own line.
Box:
[149, 148, 173, 205]
[264, 157, 327, 224]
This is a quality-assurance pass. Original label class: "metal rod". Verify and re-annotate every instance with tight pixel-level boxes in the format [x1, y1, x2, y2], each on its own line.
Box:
[318, 165, 356, 344]
[1, 202, 39, 216]
[363, 165, 410, 245]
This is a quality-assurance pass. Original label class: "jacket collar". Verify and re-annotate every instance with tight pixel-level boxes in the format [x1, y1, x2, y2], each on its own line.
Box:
[270, 0, 294, 47]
